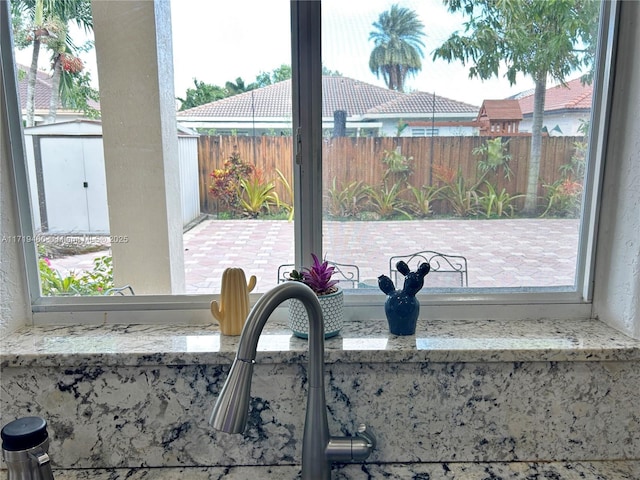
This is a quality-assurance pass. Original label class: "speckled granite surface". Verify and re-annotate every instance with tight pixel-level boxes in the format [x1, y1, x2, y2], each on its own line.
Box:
[2, 318, 639, 367]
[1, 318, 639, 472]
[48, 461, 640, 479]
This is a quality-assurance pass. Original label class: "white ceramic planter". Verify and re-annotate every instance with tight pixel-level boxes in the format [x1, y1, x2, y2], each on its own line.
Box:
[288, 287, 344, 339]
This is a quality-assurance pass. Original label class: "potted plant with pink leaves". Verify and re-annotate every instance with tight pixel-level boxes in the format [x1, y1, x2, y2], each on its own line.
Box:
[287, 254, 344, 339]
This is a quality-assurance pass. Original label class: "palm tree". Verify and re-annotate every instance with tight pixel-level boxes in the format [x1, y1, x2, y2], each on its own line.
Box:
[12, 0, 93, 126]
[225, 77, 256, 96]
[368, 4, 426, 92]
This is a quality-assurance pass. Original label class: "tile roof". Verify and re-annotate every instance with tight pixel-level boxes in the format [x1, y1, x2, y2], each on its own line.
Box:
[178, 76, 478, 119]
[478, 99, 522, 120]
[17, 65, 56, 110]
[367, 91, 478, 115]
[322, 76, 404, 117]
[16, 64, 100, 112]
[180, 80, 293, 118]
[518, 77, 593, 115]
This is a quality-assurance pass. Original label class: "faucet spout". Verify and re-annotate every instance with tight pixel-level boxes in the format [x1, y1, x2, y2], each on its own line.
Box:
[209, 282, 375, 479]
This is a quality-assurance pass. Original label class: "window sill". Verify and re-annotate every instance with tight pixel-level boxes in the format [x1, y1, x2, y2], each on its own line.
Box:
[2, 317, 639, 369]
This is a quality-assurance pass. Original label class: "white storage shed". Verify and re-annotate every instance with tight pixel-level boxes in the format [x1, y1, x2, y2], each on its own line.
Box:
[23, 120, 200, 234]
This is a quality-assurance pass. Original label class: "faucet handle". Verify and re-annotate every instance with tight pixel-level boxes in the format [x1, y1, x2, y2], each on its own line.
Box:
[351, 423, 376, 460]
[326, 423, 377, 462]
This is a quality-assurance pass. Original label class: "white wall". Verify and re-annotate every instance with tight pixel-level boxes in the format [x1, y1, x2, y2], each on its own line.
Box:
[592, 0, 640, 339]
[380, 119, 478, 137]
[519, 111, 589, 136]
[0, 71, 31, 338]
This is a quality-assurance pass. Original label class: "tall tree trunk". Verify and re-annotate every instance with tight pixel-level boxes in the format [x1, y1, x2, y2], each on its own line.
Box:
[47, 54, 62, 124]
[397, 65, 406, 93]
[26, 38, 41, 127]
[523, 75, 547, 215]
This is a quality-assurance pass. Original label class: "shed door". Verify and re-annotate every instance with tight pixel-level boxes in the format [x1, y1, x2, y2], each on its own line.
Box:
[40, 137, 110, 234]
[81, 138, 109, 232]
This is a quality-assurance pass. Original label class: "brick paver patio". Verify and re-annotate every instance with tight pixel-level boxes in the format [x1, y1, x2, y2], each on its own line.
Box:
[49, 218, 580, 295]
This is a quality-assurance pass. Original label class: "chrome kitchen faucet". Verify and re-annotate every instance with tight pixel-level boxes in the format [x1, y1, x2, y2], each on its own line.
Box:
[210, 282, 376, 479]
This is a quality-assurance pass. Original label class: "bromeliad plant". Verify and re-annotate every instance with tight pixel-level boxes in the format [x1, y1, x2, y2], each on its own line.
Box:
[287, 253, 344, 339]
[432, 165, 480, 217]
[237, 170, 278, 218]
[363, 181, 412, 220]
[477, 182, 524, 218]
[324, 178, 368, 218]
[288, 253, 339, 296]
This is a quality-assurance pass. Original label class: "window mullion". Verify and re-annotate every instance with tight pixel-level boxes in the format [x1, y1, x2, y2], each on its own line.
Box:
[291, 0, 323, 269]
[578, 0, 619, 303]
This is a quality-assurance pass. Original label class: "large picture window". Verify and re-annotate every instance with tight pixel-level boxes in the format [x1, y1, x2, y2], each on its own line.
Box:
[2, 0, 617, 323]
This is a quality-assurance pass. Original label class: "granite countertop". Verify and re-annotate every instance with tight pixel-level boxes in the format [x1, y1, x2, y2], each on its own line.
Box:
[46, 461, 640, 479]
[2, 317, 639, 368]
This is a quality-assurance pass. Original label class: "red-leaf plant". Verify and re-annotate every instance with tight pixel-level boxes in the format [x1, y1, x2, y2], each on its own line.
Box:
[288, 253, 339, 296]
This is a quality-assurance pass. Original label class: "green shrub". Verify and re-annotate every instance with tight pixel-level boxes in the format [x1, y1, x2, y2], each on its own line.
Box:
[472, 137, 513, 180]
[275, 168, 294, 221]
[382, 147, 413, 184]
[541, 178, 583, 218]
[363, 181, 412, 219]
[477, 182, 523, 218]
[324, 178, 368, 218]
[406, 185, 444, 218]
[237, 172, 278, 218]
[39, 255, 114, 296]
[209, 150, 255, 216]
[433, 165, 480, 217]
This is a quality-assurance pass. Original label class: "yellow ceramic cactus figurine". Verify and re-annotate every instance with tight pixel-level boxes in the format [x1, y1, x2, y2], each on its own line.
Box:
[211, 268, 257, 335]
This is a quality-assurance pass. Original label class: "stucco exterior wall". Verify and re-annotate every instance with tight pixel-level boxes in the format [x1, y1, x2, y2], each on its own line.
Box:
[0, 70, 31, 338]
[520, 111, 589, 136]
[591, 0, 640, 340]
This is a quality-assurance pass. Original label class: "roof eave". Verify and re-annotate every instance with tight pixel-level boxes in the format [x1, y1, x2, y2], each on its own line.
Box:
[362, 112, 478, 120]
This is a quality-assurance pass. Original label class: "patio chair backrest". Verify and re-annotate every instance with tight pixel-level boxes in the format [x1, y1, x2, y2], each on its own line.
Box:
[389, 251, 468, 288]
[104, 285, 135, 296]
[277, 261, 361, 289]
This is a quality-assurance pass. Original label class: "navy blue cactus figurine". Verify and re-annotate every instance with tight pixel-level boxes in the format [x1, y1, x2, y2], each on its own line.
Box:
[378, 261, 430, 335]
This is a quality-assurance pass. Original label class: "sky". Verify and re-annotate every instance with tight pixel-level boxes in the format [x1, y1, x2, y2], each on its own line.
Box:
[13, 0, 556, 106]
[169, 0, 538, 106]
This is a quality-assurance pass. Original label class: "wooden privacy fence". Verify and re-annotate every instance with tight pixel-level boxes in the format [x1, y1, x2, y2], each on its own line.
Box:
[198, 135, 583, 215]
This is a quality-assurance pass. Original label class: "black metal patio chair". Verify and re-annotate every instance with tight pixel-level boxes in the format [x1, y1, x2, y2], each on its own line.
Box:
[388, 250, 468, 288]
[104, 285, 135, 296]
[277, 261, 361, 289]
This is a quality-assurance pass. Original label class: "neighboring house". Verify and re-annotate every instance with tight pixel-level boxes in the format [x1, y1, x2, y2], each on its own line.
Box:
[176, 76, 480, 137]
[365, 90, 479, 137]
[517, 77, 592, 136]
[476, 99, 523, 136]
[17, 64, 100, 125]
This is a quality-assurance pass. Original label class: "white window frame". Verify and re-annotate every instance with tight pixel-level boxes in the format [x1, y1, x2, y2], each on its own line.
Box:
[0, 0, 619, 325]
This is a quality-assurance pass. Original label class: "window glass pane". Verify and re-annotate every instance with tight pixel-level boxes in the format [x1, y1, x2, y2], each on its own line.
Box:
[321, 0, 601, 292]
[11, 0, 292, 296]
[173, 0, 293, 295]
[9, 0, 606, 302]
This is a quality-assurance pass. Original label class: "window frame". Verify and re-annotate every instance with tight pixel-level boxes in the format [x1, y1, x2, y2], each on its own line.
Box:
[410, 127, 439, 137]
[0, 0, 619, 325]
